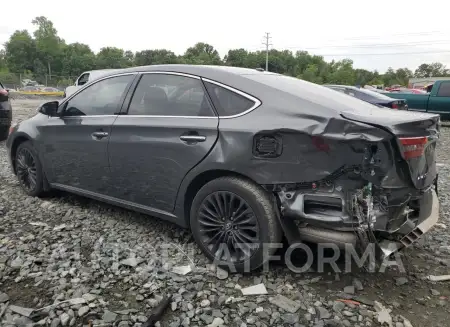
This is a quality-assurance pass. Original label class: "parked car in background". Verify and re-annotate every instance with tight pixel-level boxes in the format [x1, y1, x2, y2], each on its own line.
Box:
[64, 69, 120, 98]
[388, 88, 427, 94]
[6, 65, 440, 271]
[325, 85, 408, 110]
[0, 81, 12, 141]
[20, 86, 41, 92]
[385, 80, 450, 118]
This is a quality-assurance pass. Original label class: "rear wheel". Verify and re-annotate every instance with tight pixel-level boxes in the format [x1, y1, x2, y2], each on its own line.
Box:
[15, 141, 45, 197]
[190, 176, 282, 272]
[0, 126, 9, 141]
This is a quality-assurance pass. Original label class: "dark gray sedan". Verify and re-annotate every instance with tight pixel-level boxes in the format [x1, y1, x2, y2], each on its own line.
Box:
[6, 65, 440, 271]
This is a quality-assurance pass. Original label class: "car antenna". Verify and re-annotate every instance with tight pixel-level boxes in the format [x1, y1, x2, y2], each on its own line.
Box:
[255, 68, 265, 72]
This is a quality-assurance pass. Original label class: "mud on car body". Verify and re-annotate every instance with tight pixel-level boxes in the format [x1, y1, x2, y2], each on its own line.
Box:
[6, 65, 440, 271]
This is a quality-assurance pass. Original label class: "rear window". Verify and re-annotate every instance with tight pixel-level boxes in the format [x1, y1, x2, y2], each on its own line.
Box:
[437, 83, 450, 97]
[354, 88, 394, 101]
[204, 82, 256, 116]
[245, 73, 378, 113]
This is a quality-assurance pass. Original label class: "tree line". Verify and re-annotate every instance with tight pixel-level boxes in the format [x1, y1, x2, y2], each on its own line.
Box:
[1, 16, 449, 88]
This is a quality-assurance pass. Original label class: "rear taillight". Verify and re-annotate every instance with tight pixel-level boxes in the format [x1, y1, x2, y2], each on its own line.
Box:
[0, 89, 8, 96]
[399, 137, 427, 159]
[391, 102, 399, 109]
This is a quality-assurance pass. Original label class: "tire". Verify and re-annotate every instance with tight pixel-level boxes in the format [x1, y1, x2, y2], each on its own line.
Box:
[0, 126, 8, 141]
[15, 141, 46, 197]
[190, 176, 283, 272]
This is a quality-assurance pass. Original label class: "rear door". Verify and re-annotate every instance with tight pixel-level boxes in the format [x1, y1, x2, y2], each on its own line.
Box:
[41, 73, 136, 194]
[108, 72, 219, 213]
[428, 81, 450, 116]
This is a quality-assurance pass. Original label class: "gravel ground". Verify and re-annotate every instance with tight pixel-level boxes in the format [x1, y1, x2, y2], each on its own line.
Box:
[1, 99, 450, 327]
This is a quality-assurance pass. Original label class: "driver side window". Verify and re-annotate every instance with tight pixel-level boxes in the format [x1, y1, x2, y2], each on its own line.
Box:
[62, 75, 134, 117]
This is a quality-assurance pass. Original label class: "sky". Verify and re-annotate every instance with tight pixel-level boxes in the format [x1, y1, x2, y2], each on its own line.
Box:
[1, 0, 450, 73]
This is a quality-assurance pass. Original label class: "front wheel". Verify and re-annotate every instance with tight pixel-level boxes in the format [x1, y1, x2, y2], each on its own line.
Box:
[15, 141, 46, 197]
[190, 176, 282, 272]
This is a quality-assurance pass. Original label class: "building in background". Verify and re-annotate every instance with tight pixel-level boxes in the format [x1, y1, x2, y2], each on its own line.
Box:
[409, 77, 450, 88]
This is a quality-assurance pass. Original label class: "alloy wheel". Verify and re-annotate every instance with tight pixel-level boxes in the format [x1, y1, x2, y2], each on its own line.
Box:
[197, 191, 260, 263]
[16, 148, 38, 192]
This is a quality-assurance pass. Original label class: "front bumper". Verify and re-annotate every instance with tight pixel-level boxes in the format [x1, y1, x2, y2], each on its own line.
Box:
[378, 188, 439, 257]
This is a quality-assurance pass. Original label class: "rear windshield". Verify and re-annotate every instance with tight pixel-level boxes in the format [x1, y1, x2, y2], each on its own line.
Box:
[244, 73, 379, 113]
[354, 88, 394, 101]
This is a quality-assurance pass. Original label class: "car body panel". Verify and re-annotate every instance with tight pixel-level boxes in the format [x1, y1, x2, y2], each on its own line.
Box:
[108, 115, 219, 212]
[6, 65, 440, 261]
[40, 116, 117, 193]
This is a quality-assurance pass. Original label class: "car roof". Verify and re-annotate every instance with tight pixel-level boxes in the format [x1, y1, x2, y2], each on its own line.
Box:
[103, 64, 270, 80]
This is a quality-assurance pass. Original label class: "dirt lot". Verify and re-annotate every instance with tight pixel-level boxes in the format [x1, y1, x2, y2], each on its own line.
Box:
[1, 99, 450, 327]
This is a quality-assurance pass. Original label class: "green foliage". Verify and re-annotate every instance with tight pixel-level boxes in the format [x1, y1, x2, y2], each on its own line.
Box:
[2, 16, 450, 87]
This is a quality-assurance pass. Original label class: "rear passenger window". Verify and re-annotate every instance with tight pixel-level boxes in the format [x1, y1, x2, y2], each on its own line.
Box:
[128, 74, 215, 117]
[437, 83, 450, 97]
[204, 82, 256, 116]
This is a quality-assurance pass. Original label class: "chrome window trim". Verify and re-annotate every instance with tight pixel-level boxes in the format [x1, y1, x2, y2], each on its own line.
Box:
[140, 71, 201, 79]
[201, 78, 262, 119]
[48, 115, 118, 119]
[57, 71, 261, 120]
[115, 115, 216, 119]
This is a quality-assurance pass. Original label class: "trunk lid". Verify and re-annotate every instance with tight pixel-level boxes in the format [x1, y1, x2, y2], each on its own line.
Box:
[341, 108, 439, 189]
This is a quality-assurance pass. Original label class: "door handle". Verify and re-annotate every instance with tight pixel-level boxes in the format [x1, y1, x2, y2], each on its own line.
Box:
[91, 131, 109, 139]
[180, 135, 206, 142]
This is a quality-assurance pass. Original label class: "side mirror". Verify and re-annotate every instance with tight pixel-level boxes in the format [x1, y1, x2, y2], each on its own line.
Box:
[38, 101, 59, 117]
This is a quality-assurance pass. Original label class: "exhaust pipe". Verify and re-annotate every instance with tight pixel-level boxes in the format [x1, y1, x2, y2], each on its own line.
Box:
[298, 225, 357, 249]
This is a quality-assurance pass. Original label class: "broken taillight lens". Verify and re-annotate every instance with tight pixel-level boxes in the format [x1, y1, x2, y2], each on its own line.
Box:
[399, 136, 427, 159]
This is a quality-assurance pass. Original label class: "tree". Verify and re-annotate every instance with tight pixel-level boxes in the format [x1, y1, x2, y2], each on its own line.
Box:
[2, 16, 450, 88]
[32, 16, 64, 76]
[61, 43, 96, 76]
[134, 49, 178, 66]
[4, 30, 36, 72]
[414, 62, 449, 78]
[96, 47, 128, 69]
[183, 42, 221, 65]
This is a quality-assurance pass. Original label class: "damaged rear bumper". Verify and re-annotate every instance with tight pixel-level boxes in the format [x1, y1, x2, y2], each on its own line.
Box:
[276, 186, 439, 259]
[377, 188, 439, 257]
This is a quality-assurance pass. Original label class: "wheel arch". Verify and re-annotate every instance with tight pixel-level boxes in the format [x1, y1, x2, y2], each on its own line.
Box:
[180, 169, 259, 227]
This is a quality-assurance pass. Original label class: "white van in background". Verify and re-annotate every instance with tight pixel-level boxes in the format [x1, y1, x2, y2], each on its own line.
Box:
[64, 69, 120, 98]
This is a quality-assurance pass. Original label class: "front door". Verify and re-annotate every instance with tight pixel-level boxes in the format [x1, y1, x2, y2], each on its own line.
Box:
[108, 73, 219, 213]
[41, 74, 136, 194]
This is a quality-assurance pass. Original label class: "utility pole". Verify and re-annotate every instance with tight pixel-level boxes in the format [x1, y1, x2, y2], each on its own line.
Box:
[262, 32, 272, 71]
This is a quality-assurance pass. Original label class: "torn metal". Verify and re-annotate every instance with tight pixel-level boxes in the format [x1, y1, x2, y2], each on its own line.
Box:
[255, 106, 441, 261]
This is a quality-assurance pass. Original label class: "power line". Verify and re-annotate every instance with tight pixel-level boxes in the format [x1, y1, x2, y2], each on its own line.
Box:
[262, 32, 272, 71]
[317, 50, 450, 57]
[284, 40, 450, 50]
[316, 30, 444, 42]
